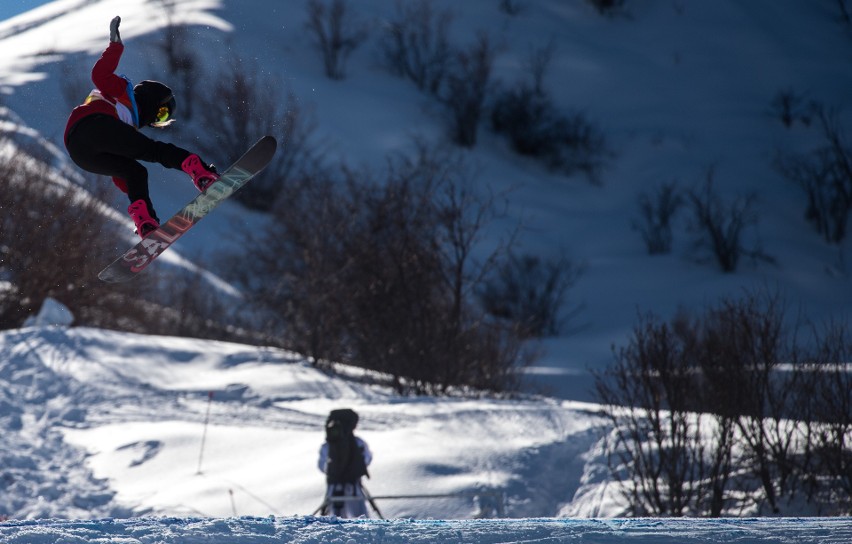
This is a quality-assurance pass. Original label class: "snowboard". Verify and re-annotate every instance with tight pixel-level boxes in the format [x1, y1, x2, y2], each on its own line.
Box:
[98, 135, 277, 283]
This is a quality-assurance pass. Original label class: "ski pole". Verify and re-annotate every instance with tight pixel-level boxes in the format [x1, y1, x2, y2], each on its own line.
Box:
[196, 391, 214, 474]
[361, 484, 384, 520]
[312, 497, 329, 516]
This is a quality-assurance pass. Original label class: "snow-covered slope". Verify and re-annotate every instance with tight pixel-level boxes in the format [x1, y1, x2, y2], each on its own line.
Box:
[0, 325, 604, 520]
[3, 324, 852, 543]
[2, 0, 849, 401]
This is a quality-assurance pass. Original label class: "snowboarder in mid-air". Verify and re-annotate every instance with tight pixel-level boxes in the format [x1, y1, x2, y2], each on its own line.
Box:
[64, 16, 219, 238]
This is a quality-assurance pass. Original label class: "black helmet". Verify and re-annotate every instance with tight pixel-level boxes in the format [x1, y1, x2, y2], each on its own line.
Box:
[133, 80, 176, 127]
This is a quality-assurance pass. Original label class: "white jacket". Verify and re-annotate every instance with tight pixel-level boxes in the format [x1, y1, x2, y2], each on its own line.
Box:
[317, 436, 372, 474]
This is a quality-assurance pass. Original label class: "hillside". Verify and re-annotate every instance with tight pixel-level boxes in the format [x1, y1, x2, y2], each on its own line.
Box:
[2, 0, 850, 401]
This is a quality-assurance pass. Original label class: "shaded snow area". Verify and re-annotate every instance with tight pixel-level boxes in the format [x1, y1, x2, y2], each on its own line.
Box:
[1, 326, 851, 542]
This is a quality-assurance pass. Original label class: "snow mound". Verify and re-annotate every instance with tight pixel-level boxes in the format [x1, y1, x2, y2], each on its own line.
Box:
[1, 516, 851, 543]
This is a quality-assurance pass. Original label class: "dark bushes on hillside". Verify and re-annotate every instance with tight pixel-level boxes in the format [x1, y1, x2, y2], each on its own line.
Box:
[774, 104, 852, 245]
[478, 252, 583, 338]
[632, 181, 684, 255]
[491, 84, 609, 183]
[195, 58, 323, 212]
[224, 142, 545, 394]
[379, 0, 453, 96]
[685, 168, 773, 272]
[440, 32, 498, 148]
[304, 0, 369, 80]
[0, 150, 152, 330]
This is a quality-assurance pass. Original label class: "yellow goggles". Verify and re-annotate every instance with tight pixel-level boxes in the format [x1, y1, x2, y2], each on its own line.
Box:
[156, 106, 171, 123]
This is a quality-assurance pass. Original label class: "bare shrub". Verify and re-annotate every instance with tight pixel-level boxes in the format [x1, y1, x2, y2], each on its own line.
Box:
[525, 40, 556, 96]
[696, 291, 807, 514]
[226, 142, 534, 394]
[632, 181, 684, 255]
[769, 88, 813, 129]
[596, 288, 836, 517]
[224, 171, 353, 363]
[491, 84, 609, 183]
[478, 252, 583, 338]
[799, 319, 852, 514]
[195, 57, 322, 211]
[0, 149, 158, 331]
[379, 0, 454, 95]
[586, 0, 627, 16]
[774, 105, 852, 244]
[686, 168, 773, 272]
[304, 0, 369, 80]
[595, 312, 708, 516]
[441, 32, 498, 147]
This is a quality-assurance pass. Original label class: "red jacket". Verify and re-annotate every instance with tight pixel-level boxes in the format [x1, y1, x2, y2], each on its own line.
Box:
[64, 41, 139, 144]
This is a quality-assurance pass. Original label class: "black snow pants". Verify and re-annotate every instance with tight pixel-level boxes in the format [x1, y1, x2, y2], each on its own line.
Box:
[65, 114, 191, 221]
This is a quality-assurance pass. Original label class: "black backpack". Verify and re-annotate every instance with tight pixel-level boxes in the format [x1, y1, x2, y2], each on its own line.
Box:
[325, 409, 368, 485]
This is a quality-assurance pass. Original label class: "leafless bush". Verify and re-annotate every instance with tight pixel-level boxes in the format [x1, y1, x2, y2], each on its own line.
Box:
[596, 312, 708, 516]
[195, 57, 323, 211]
[526, 40, 556, 96]
[632, 181, 684, 255]
[225, 142, 534, 394]
[596, 288, 842, 516]
[686, 168, 773, 272]
[798, 320, 852, 514]
[223, 171, 353, 362]
[586, 0, 627, 16]
[696, 291, 807, 514]
[774, 105, 852, 244]
[491, 82, 610, 183]
[304, 0, 369, 80]
[769, 89, 813, 129]
[488, 39, 613, 181]
[379, 0, 454, 96]
[0, 148, 242, 340]
[478, 252, 583, 338]
[0, 149, 159, 331]
[440, 32, 498, 148]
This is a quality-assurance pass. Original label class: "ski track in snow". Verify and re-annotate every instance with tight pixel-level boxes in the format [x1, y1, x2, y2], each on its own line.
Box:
[4, 326, 851, 542]
[0, 327, 607, 523]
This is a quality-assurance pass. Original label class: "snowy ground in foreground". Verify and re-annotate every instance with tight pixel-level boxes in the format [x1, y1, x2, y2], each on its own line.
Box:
[2, 516, 852, 543]
[3, 325, 852, 542]
[0, 326, 607, 521]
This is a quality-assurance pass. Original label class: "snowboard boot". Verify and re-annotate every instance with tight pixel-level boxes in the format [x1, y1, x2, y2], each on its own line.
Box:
[128, 199, 159, 238]
[181, 154, 220, 192]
